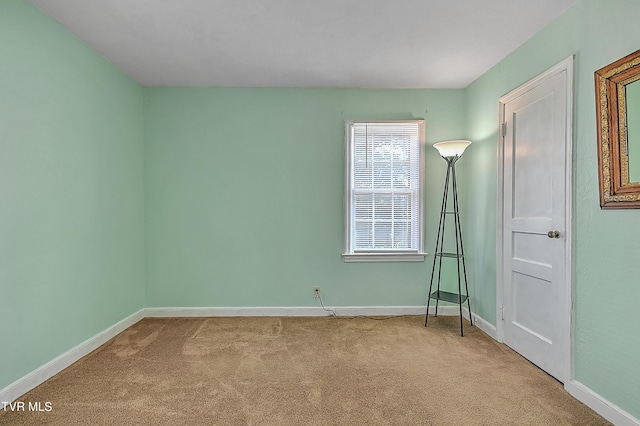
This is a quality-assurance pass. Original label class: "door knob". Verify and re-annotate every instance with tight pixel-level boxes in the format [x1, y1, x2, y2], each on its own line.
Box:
[547, 230, 560, 239]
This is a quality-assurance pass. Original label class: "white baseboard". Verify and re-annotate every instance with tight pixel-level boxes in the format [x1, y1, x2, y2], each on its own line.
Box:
[144, 305, 429, 317]
[0, 309, 144, 404]
[145, 305, 498, 318]
[144, 305, 499, 322]
[565, 380, 639, 426]
[469, 311, 498, 340]
[145, 306, 328, 317]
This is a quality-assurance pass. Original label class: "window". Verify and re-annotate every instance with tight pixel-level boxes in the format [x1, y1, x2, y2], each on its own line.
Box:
[343, 120, 426, 262]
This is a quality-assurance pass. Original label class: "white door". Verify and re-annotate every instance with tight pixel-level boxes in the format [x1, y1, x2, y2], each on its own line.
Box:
[499, 58, 573, 383]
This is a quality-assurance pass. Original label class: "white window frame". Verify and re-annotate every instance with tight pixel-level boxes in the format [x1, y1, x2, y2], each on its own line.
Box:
[343, 120, 426, 262]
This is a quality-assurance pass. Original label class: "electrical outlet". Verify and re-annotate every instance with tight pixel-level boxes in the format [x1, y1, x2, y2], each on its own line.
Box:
[313, 287, 321, 298]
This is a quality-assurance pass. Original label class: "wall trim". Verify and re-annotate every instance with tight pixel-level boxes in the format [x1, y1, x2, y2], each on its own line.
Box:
[144, 305, 497, 321]
[0, 310, 144, 405]
[469, 311, 498, 340]
[144, 305, 430, 317]
[565, 380, 640, 426]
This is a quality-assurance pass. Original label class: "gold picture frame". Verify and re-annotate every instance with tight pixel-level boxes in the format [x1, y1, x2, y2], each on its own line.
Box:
[595, 49, 640, 209]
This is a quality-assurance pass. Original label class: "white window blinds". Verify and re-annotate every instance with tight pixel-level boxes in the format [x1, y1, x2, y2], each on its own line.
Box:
[344, 121, 424, 259]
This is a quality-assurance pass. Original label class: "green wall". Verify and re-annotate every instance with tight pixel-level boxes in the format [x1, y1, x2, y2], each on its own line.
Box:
[0, 1, 145, 390]
[464, 0, 640, 418]
[144, 88, 466, 308]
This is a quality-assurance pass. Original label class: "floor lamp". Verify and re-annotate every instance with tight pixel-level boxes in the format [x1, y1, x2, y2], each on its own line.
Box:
[425, 140, 473, 336]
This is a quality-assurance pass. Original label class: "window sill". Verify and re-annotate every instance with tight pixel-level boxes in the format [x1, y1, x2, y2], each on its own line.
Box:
[342, 252, 427, 263]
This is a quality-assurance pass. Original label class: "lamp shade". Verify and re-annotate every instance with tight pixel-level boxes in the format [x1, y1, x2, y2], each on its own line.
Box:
[433, 140, 471, 158]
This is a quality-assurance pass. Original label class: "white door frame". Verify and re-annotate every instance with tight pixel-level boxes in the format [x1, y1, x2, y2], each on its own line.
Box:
[496, 56, 574, 383]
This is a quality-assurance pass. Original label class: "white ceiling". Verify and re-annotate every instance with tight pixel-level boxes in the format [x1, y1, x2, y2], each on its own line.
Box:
[28, 0, 576, 88]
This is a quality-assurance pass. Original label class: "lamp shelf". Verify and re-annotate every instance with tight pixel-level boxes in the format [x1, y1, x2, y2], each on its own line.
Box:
[429, 290, 468, 304]
[435, 252, 464, 258]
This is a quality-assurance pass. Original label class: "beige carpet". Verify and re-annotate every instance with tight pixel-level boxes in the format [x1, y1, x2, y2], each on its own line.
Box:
[1, 316, 609, 425]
